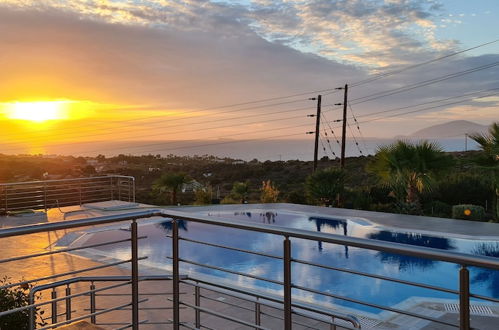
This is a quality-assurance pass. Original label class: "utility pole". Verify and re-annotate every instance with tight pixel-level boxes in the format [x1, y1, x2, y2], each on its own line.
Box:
[340, 84, 348, 168]
[465, 133, 468, 151]
[310, 95, 322, 172]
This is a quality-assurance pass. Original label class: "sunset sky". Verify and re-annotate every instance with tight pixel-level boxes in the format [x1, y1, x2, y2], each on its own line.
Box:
[0, 0, 498, 156]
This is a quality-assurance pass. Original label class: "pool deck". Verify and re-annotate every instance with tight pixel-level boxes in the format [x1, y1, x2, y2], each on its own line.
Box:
[178, 203, 499, 239]
[1, 201, 498, 329]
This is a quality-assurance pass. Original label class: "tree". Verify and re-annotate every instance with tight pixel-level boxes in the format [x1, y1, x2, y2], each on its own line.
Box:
[260, 180, 279, 203]
[367, 140, 453, 208]
[470, 122, 499, 219]
[231, 181, 249, 203]
[305, 168, 345, 206]
[153, 172, 189, 205]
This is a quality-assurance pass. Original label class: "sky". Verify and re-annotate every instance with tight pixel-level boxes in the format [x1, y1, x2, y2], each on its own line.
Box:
[0, 0, 498, 157]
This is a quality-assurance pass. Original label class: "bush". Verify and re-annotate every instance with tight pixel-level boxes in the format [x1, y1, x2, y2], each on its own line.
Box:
[435, 174, 492, 208]
[423, 200, 452, 218]
[452, 204, 486, 221]
[285, 190, 307, 204]
[260, 180, 279, 203]
[0, 277, 45, 329]
[194, 188, 212, 205]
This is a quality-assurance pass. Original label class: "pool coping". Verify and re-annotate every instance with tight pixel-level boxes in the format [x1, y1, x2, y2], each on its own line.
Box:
[174, 203, 499, 240]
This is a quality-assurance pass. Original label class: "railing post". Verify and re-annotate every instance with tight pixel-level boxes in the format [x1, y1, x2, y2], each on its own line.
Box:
[255, 298, 261, 329]
[51, 288, 58, 324]
[110, 177, 114, 200]
[3, 187, 8, 214]
[65, 285, 72, 321]
[90, 282, 96, 324]
[459, 265, 470, 330]
[29, 290, 35, 330]
[118, 179, 122, 201]
[195, 283, 201, 328]
[131, 220, 139, 330]
[79, 182, 82, 206]
[132, 177, 136, 203]
[283, 236, 292, 329]
[43, 183, 47, 212]
[172, 219, 180, 330]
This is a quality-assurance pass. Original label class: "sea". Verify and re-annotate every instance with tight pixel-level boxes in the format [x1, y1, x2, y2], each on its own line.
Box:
[6, 136, 479, 161]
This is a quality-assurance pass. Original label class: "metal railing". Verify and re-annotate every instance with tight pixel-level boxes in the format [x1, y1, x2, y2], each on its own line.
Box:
[0, 209, 498, 329]
[0, 175, 135, 214]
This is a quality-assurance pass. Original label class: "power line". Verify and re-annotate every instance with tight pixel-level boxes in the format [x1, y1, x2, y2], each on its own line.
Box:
[355, 91, 499, 125]
[320, 129, 338, 158]
[349, 38, 499, 87]
[323, 61, 499, 118]
[57, 131, 310, 157]
[347, 102, 369, 152]
[1, 98, 312, 141]
[320, 113, 341, 146]
[352, 88, 499, 120]
[350, 61, 499, 105]
[346, 121, 363, 155]
[1, 103, 315, 147]
[319, 135, 328, 159]
[0, 111, 314, 152]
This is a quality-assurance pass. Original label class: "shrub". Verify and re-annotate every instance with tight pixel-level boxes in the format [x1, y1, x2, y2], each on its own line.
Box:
[435, 174, 492, 208]
[0, 277, 45, 329]
[285, 190, 307, 204]
[194, 188, 212, 205]
[260, 180, 279, 203]
[452, 204, 486, 221]
[423, 200, 452, 218]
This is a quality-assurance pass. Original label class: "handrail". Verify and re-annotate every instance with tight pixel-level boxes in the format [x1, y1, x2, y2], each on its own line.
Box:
[0, 175, 135, 213]
[1, 209, 498, 269]
[0, 175, 134, 187]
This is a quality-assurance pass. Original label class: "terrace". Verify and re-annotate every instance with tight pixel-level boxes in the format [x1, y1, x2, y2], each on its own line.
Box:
[0, 176, 499, 330]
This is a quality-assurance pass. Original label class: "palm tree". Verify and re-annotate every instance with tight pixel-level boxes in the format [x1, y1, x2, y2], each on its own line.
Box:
[305, 168, 345, 206]
[470, 122, 499, 218]
[368, 140, 453, 207]
[153, 172, 189, 205]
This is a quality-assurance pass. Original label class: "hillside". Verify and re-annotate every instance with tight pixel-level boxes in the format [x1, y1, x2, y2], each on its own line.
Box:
[407, 120, 489, 138]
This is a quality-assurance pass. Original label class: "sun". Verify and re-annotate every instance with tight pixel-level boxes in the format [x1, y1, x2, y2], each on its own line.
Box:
[5, 101, 69, 122]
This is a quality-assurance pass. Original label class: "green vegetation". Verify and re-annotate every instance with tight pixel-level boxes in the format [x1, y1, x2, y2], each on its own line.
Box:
[452, 204, 486, 221]
[153, 172, 189, 205]
[305, 168, 345, 206]
[0, 277, 45, 329]
[367, 140, 453, 212]
[469, 123, 499, 218]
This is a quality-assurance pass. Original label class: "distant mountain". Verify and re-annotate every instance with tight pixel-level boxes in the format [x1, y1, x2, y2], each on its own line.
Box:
[406, 120, 489, 139]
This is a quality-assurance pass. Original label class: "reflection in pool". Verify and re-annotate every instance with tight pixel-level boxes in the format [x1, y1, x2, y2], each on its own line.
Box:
[76, 209, 499, 315]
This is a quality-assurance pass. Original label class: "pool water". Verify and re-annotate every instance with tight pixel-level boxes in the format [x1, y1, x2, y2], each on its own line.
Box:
[78, 209, 499, 315]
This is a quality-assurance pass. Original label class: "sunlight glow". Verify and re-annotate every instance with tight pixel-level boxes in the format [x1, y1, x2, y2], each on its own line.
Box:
[5, 101, 70, 122]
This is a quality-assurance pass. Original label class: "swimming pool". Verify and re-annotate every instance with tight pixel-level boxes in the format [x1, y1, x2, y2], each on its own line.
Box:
[72, 209, 499, 315]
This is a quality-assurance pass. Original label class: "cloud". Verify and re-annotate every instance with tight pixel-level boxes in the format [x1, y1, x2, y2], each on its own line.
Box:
[0, 0, 457, 68]
[0, 1, 497, 142]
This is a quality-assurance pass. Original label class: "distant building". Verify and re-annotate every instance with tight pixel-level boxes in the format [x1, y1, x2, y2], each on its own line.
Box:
[181, 180, 204, 193]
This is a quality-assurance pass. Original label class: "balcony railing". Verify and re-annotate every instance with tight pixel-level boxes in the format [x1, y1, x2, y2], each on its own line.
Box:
[0, 175, 135, 214]
[0, 209, 498, 329]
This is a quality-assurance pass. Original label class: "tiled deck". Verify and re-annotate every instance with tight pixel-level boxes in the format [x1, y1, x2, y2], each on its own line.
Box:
[1, 202, 498, 329]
